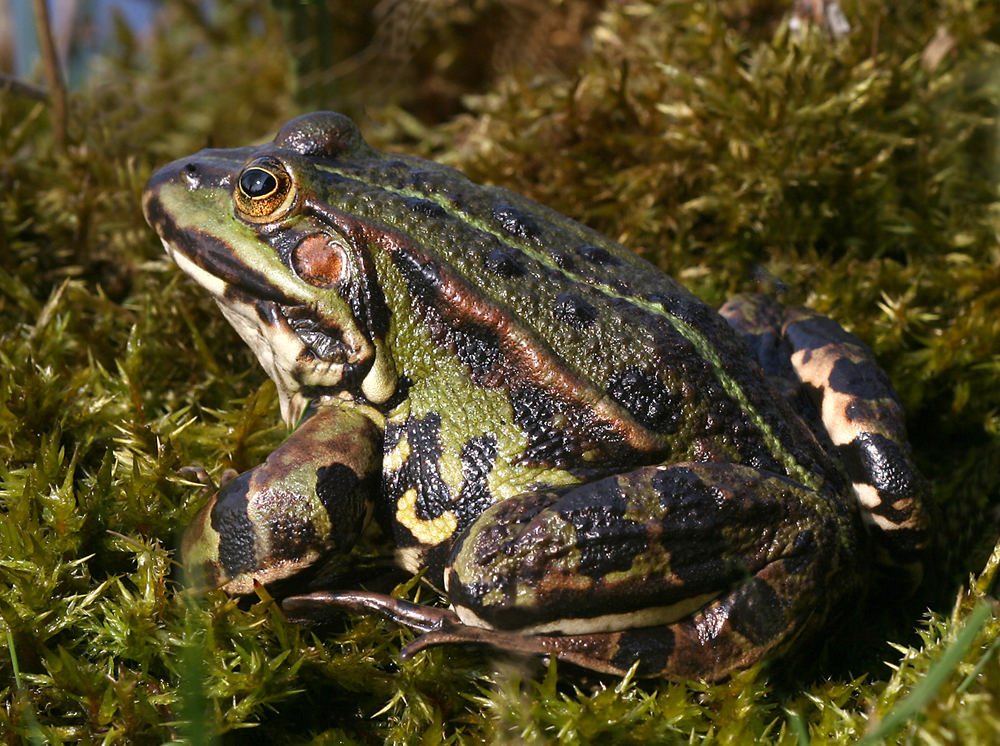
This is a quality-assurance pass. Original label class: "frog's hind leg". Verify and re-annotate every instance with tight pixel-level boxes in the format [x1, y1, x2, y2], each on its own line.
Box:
[285, 462, 856, 679]
[721, 293, 931, 576]
[433, 462, 858, 679]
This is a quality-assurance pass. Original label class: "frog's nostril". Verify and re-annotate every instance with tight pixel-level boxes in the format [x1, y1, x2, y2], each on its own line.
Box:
[181, 162, 200, 187]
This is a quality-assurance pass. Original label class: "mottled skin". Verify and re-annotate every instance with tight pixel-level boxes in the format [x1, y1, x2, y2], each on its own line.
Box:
[143, 112, 930, 679]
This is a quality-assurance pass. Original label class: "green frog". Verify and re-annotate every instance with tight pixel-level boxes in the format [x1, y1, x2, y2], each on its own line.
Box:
[143, 112, 929, 680]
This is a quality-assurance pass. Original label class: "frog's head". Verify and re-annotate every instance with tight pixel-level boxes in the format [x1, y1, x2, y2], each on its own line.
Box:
[143, 112, 396, 425]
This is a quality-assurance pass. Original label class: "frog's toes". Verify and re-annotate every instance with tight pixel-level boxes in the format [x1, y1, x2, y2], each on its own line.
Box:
[284, 589, 461, 633]
[176, 465, 241, 493]
[176, 465, 214, 490]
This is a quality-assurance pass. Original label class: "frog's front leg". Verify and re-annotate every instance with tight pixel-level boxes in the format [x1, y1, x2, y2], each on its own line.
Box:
[182, 402, 383, 594]
[289, 462, 862, 680]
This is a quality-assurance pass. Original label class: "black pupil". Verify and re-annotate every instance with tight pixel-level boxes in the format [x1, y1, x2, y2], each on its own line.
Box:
[240, 168, 278, 198]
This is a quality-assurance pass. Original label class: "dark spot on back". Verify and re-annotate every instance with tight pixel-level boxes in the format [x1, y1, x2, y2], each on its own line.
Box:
[551, 250, 576, 270]
[402, 195, 447, 219]
[484, 248, 526, 278]
[392, 248, 445, 307]
[452, 322, 507, 375]
[647, 290, 713, 328]
[493, 205, 541, 240]
[578, 245, 619, 265]
[401, 168, 440, 192]
[553, 293, 598, 329]
[509, 386, 577, 465]
[606, 366, 681, 434]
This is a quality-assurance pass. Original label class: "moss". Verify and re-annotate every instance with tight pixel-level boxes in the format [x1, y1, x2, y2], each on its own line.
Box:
[0, 0, 998, 742]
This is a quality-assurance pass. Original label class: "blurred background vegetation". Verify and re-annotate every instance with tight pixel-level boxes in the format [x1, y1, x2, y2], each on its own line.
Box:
[1, 0, 999, 743]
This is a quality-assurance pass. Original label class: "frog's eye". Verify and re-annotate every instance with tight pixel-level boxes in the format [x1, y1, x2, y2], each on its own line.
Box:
[240, 168, 278, 198]
[234, 158, 296, 222]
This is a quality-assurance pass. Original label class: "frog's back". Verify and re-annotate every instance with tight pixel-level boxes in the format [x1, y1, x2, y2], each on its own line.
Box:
[318, 149, 841, 493]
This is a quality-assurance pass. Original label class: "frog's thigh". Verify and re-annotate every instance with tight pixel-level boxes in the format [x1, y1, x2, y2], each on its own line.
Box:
[722, 293, 929, 563]
[182, 404, 382, 594]
[442, 462, 853, 678]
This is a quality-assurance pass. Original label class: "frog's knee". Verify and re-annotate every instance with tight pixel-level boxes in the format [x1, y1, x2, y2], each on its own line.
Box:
[442, 489, 565, 630]
[442, 479, 669, 633]
[719, 294, 800, 385]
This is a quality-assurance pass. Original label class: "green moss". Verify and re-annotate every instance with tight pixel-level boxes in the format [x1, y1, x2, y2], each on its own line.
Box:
[1, 0, 998, 742]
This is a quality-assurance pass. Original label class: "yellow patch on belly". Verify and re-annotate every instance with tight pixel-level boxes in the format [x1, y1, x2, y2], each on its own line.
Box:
[396, 487, 457, 545]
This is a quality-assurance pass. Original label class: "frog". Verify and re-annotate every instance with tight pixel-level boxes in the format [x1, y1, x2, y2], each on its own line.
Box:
[142, 111, 930, 680]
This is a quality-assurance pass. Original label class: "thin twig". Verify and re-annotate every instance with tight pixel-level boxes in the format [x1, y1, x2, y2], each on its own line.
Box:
[31, 0, 68, 152]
